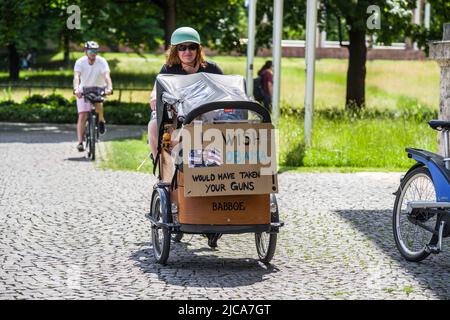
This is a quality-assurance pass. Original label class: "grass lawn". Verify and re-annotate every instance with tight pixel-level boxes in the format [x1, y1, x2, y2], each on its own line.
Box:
[101, 133, 154, 173]
[278, 115, 436, 168]
[101, 115, 436, 173]
[0, 52, 440, 112]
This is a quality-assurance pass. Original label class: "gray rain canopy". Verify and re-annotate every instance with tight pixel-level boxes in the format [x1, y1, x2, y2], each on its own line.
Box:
[155, 73, 271, 130]
[156, 73, 249, 111]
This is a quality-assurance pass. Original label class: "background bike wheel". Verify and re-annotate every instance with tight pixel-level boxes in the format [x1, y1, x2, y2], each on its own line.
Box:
[393, 166, 439, 262]
[88, 117, 96, 160]
[151, 191, 171, 264]
[84, 120, 90, 158]
[255, 194, 279, 264]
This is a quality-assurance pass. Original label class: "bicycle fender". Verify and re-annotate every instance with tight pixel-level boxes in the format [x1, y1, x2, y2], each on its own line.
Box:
[150, 187, 172, 224]
[394, 162, 424, 196]
[401, 162, 424, 183]
[410, 154, 450, 202]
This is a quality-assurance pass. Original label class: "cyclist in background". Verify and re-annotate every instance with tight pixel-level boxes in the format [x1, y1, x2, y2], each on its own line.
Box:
[73, 41, 113, 152]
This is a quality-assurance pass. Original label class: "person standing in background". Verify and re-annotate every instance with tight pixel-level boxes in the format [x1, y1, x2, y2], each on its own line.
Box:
[257, 60, 273, 111]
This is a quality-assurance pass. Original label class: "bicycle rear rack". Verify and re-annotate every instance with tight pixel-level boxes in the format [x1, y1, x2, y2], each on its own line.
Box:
[407, 201, 450, 211]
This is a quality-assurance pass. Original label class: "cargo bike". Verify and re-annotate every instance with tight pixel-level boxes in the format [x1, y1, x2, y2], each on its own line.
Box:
[146, 73, 283, 265]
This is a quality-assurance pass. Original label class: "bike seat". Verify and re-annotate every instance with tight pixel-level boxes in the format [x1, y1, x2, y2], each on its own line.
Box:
[428, 120, 450, 131]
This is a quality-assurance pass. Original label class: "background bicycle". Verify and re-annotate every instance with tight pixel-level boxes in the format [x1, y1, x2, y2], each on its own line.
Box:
[80, 87, 109, 161]
[393, 120, 450, 262]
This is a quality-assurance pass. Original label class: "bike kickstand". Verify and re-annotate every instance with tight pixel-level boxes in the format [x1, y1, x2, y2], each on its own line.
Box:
[426, 221, 446, 254]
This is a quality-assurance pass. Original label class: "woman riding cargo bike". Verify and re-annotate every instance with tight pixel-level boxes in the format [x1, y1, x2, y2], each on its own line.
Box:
[146, 27, 283, 265]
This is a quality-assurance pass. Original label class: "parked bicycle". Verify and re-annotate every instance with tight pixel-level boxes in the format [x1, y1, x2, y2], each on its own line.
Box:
[393, 120, 450, 262]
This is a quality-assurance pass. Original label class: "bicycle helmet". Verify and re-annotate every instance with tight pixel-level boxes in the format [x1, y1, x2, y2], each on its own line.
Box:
[84, 41, 100, 49]
[170, 27, 201, 45]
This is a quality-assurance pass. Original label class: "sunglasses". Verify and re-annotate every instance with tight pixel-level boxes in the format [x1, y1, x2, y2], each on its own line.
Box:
[87, 49, 98, 54]
[177, 44, 199, 52]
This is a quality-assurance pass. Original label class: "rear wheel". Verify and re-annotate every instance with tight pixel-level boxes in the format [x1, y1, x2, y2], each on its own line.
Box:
[151, 191, 171, 264]
[393, 166, 439, 262]
[255, 232, 277, 264]
[255, 194, 278, 264]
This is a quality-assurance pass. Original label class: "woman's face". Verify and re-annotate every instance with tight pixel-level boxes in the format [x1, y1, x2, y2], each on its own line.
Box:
[177, 42, 198, 65]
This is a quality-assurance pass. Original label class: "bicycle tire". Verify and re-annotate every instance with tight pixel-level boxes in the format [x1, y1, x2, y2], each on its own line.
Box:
[84, 118, 90, 158]
[89, 114, 96, 161]
[151, 190, 171, 264]
[255, 194, 279, 264]
[393, 166, 439, 262]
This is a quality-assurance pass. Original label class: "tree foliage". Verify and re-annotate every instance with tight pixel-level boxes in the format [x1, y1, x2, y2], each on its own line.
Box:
[410, 0, 450, 53]
[318, 0, 416, 110]
[177, 0, 244, 52]
[77, 1, 163, 51]
[253, 0, 306, 50]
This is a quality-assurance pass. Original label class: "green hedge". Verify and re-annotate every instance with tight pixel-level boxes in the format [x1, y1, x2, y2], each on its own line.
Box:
[0, 94, 150, 125]
[280, 104, 438, 122]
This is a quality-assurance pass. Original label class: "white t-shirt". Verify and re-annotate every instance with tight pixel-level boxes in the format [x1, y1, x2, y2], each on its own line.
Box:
[74, 56, 110, 89]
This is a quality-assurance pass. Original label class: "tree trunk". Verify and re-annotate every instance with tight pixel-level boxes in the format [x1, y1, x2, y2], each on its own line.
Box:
[346, 28, 367, 111]
[8, 43, 20, 81]
[63, 33, 70, 68]
[164, 0, 176, 50]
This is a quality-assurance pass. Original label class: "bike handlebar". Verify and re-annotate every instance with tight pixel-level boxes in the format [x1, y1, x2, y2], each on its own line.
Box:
[74, 88, 113, 96]
[161, 92, 185, 123]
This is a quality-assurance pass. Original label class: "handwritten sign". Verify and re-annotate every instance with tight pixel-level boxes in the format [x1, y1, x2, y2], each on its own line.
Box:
[181, 123, 278, 197]
[183, 165, 277, 197]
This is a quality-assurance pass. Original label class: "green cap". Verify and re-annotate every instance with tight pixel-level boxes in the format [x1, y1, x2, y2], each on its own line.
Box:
[170, 27, 201, 45]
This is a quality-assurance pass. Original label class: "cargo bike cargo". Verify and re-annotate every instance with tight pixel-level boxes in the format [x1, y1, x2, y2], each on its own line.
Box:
[146, 73, 283, 265]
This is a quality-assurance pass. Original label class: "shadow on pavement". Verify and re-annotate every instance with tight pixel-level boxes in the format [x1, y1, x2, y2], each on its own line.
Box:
[335, 209, 450, 299]
[0, 123, 75, 143]
[64, 156, 90, 162]
[0, 122, 146, 144]
[131, 241, 280, 288]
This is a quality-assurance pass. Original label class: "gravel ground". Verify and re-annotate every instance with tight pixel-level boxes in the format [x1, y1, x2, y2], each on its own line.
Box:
[0, 122, 448, 300]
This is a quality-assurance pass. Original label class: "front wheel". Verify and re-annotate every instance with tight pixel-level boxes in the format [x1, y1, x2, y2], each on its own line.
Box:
[393, 166, 439, 262]
[151, 191, 171, 264]
[255, 194, 279, 264]
[84, 115, 96, 161]
[88, 115, 96, 160]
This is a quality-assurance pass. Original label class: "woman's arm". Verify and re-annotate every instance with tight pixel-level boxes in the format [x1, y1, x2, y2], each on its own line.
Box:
[150, 84, 157, 110]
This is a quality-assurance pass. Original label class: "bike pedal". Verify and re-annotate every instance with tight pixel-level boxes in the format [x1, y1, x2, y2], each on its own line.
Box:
[425, 245, 440, 254]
